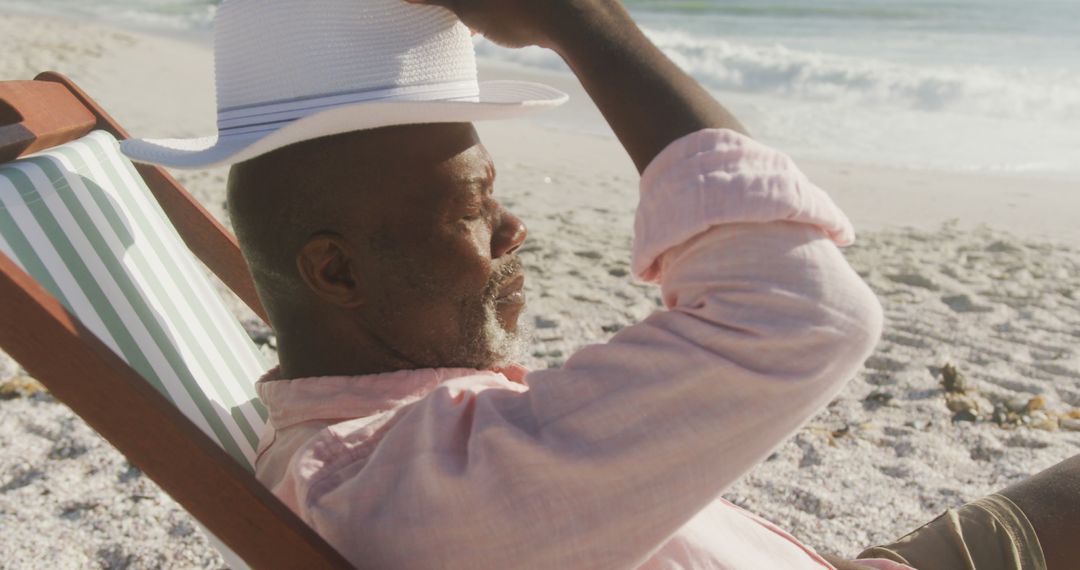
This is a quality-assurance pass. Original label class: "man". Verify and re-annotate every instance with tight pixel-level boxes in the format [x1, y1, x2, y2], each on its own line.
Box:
[216, 0, 1078, 569]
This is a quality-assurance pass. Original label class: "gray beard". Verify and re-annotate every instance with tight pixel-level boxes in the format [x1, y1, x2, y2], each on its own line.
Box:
[448, 295, 531, 370]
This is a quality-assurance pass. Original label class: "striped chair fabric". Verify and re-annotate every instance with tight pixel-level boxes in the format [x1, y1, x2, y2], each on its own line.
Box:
[0, 130, 269, 470]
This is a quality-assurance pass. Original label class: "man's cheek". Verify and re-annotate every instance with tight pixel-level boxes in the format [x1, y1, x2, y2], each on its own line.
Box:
[465, 223, 493, 260]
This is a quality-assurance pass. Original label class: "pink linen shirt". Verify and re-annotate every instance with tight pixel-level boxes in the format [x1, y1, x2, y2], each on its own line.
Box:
[255, 129, 900, 569]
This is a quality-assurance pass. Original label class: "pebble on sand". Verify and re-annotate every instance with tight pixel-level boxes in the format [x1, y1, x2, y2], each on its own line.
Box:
[0, 376, 47, 399]
[940, 363, 972, 394]
[1028, 411, 1059, 432]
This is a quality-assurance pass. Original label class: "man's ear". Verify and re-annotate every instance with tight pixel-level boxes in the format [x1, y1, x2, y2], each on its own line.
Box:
[296, 233, 364, 308]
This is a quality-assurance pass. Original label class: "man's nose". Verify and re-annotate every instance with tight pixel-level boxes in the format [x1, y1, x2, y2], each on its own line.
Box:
[493, 208, 527, 258]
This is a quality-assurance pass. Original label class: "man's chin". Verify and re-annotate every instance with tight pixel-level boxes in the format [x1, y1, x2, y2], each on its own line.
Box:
[495, 300, 526, 334]
[484, 302, 530, 369]
[445, 300, 529, 370]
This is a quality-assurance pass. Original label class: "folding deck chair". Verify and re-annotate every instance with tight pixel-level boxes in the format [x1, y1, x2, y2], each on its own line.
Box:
[0, 73, 352, 569]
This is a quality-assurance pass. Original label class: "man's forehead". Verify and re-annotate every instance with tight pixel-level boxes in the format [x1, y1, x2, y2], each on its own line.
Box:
[316, 123, 492, 182]
[230, 123, 493, 215]
[444, 145, 495, 185]
[412, 145, 495, 209]
[326, 131, 493, 212]
[328, 122, 483, 161]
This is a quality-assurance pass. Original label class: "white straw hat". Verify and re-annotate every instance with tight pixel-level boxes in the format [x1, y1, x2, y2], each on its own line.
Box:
[120, 0, 568, 169]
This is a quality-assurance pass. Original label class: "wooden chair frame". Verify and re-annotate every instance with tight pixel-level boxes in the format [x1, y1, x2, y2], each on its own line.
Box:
[0, 73, 352, 569]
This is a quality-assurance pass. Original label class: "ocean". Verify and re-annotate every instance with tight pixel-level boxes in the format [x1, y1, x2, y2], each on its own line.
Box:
[3, 0, 1078, 179]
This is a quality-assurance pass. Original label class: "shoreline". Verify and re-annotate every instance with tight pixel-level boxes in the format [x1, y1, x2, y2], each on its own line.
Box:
[0, 3, 216, 46]
[472, 63, 1080, 244]
[3, 9, 1074, 244]
[4, 7, 1078, 189]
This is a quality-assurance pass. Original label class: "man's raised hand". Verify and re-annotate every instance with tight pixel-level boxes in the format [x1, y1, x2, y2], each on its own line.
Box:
[404, 0, 586, 49]
[407, 0, 747, 172]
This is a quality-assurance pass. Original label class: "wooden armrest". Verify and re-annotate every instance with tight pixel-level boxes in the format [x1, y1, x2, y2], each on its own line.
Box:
[0, 80, 97, 163]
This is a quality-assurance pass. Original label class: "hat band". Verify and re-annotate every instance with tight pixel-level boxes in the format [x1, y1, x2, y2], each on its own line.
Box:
[217, 80, 480, 135]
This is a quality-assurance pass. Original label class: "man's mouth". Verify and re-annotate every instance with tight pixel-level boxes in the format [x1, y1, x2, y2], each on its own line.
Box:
[495, 274, 526, 305]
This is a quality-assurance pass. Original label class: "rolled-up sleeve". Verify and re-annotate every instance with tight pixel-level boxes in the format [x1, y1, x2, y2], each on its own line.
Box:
[301, 129, 884, 569]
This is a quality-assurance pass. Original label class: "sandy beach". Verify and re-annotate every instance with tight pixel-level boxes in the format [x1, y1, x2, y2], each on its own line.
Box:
[1, 10, 1078, 568]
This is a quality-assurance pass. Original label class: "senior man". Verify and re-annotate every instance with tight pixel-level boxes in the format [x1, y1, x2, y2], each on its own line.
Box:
[191, 0, 1078, 569]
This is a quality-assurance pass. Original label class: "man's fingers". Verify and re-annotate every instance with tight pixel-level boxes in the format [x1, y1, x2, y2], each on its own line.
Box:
[403, 0, 455, 9]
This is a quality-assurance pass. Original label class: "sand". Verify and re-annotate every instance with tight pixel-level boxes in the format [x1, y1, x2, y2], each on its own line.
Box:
[1, 11, 1078, 568]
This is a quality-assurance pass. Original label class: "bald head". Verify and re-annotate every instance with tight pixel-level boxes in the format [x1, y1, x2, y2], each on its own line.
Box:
[227, 123, 530, 377]
[227, 123, 480, 306]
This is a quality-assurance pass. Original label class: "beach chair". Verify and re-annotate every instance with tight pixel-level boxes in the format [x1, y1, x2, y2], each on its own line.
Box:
[0, 73, 351, 569]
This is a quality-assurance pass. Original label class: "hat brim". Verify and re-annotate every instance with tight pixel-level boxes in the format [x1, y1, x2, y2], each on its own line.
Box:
[120, 80, 567, 169]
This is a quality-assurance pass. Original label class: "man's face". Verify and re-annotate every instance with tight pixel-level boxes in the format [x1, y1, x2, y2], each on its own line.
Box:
[334, 124, 529, 370]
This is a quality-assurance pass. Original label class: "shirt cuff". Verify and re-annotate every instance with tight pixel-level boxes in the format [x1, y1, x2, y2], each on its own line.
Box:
[632, 128, 856, 282]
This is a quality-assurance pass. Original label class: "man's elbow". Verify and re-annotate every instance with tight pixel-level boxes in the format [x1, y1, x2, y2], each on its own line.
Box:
[804, 268, 884, 385]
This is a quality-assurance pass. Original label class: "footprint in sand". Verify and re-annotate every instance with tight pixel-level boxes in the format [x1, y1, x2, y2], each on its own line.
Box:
[0, 467, 45, 494]
[877, 464, 912, 480]
[864, 354, 908, 372]
[534, 316, 560, 329]
[574, 250, 604, 260]
[1032, 361, 1080, 379]
[1004, 434, 1051, 449]
[941, 294, 994, 313]
[881, 331, 931, 349]
[886, 272, 939, 291]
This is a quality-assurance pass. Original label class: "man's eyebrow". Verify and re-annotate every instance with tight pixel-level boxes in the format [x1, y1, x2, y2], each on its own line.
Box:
[461, 165, 496, 193]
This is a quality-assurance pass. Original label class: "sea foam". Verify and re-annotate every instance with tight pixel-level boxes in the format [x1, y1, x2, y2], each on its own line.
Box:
[7, 0, 1078, 178]
[476, 30, 1080, 127]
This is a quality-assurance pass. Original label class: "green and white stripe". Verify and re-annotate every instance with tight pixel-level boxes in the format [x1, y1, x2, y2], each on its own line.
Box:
[0, 131, 269, 470]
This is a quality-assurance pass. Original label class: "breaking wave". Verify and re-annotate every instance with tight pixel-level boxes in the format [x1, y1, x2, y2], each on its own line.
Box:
[1, 0, 217, 31]
[475, 30, 1080, 125]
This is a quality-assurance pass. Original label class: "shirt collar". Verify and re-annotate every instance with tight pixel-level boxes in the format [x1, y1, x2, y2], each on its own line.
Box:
[256, 364, 529, 430]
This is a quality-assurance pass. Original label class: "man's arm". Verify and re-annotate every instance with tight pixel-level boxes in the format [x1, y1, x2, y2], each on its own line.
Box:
[304, 215, 882, 569]
[544, 0, 749, 172]
[410, 0, 747, 172]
